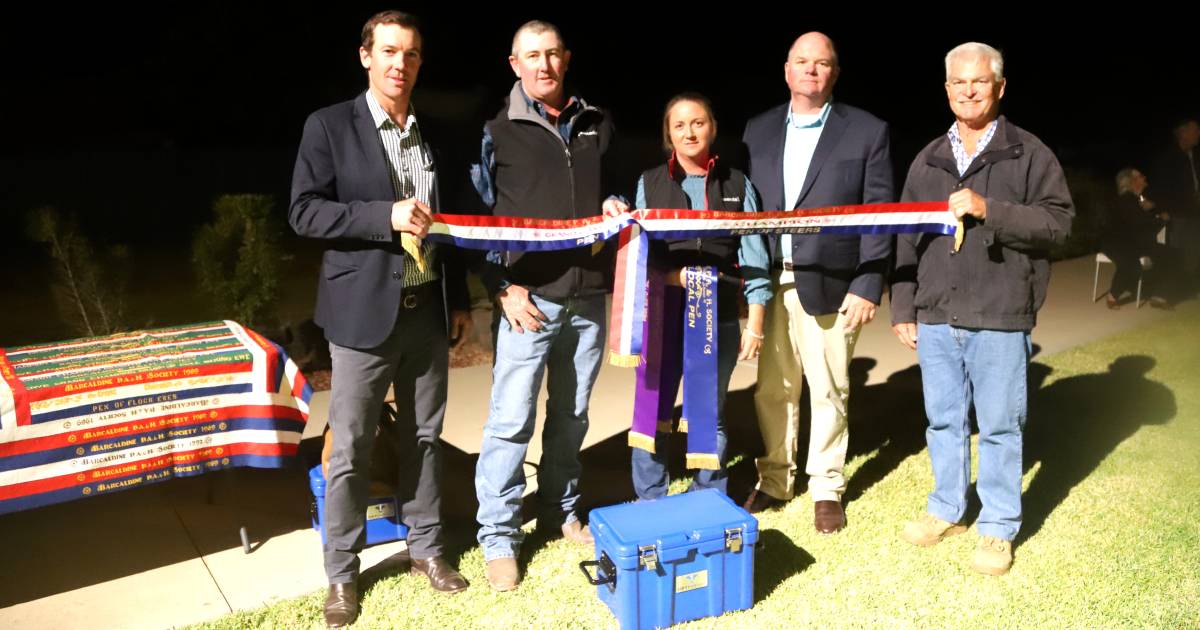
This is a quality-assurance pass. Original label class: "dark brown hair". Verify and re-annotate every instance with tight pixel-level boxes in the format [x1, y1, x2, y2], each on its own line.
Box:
[361, 10, 423, 51]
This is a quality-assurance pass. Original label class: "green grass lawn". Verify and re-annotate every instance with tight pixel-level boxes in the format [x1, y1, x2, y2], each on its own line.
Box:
[194, 305, 1200, 629]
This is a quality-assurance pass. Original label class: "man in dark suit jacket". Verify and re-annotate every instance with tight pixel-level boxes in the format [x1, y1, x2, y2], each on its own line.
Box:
[741, 32, 893, 535]
[288, 10, 473, 627]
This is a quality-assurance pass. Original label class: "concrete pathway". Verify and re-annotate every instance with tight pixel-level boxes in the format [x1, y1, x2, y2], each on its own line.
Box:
[0, 255, 1179, 629]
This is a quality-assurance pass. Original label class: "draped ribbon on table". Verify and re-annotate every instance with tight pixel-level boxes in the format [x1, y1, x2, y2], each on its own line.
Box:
[425, 202, 955, 465]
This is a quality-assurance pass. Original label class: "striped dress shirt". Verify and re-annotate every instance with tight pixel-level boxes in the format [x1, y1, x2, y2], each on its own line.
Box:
[365, 90, 440, 286]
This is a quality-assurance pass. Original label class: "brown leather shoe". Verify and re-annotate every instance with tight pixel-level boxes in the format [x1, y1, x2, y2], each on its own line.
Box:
[814, 500, 846, 534]
[742, 489, 784, 514]
[323, 582, 358, 628]
[411, 555, 469, 594]
[561, 520, 594, 545]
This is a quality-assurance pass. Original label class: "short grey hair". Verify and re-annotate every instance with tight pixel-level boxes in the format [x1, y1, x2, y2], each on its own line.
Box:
[1115, 168, 1140, 195]
[511, 20, 565, 57]
[945, 42, 1004, 82]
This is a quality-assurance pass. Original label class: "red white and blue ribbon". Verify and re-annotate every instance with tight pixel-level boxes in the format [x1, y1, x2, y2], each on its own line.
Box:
[426, 202, 954, 364]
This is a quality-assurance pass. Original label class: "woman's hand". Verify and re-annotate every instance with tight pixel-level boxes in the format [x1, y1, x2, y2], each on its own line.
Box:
[738, 303, 766, 360]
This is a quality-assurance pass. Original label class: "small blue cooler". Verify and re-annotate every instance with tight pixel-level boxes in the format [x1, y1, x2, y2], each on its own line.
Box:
[580, 489, 758, 629]
[308, 464, 408, 546]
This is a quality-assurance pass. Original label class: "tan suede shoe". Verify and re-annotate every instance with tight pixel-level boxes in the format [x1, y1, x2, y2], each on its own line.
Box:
[485, 557, 520, 592]
[972, 536, 1013, 576]
[900, 512, 967, 547]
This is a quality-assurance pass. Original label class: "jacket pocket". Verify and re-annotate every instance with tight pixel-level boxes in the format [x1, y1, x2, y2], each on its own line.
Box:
[323, 258, 359, 281]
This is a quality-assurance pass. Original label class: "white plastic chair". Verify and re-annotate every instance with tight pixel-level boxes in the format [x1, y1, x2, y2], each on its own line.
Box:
[1093, 226, 1166, 308]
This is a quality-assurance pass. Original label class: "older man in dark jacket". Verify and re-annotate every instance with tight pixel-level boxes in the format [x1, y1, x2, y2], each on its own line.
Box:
[890, 42, 1073, 576]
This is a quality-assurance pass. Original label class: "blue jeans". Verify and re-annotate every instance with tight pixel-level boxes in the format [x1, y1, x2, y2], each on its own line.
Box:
[475, 293, 606, 561]
[917, 323, 1030, 541]
[631, 319, 741, 500]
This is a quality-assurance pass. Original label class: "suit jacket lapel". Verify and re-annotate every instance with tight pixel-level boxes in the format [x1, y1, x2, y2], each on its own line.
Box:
[795, 103, 848, 208]
[353, 93, 397, 202]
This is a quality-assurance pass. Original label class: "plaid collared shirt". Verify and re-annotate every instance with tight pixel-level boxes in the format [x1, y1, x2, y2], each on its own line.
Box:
[947, 119, 998, 177]
[365, 90, 440, 286]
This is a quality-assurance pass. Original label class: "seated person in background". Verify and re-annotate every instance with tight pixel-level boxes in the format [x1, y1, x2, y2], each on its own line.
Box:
[1102, 168, 1173, 309]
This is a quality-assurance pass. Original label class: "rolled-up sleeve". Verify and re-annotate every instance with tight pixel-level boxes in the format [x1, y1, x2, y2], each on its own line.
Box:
[739, 179, 772, 305]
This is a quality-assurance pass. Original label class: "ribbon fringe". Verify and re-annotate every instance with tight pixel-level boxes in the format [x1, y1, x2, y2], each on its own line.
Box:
[608, 352, 643, 367]
[685, 453, 722, 471]
[628, 431, 656, 454]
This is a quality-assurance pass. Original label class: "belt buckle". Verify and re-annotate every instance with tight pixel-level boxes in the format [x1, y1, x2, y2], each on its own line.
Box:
[782, 261, 794, 271]
[403, 294, 419, 309]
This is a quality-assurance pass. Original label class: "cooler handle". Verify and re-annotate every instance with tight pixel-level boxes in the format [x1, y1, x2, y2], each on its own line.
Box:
[578, 551, 617, 591]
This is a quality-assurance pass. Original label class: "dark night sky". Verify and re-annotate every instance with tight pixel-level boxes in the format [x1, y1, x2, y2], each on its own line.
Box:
[2, 6, 1197, 244]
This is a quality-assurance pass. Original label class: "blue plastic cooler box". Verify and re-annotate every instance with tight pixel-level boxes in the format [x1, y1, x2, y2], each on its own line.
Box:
[308, 465, 408, 546]
[580, 489, 758, 629]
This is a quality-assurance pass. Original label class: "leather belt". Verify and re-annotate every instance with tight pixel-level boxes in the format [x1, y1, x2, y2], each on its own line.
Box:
[401, 282, 440, 310]
[772, 261, 795, 271]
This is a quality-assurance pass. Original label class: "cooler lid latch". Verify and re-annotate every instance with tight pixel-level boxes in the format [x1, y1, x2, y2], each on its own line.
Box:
[638, 544, 658, 571]
[725, 527, 743, 553]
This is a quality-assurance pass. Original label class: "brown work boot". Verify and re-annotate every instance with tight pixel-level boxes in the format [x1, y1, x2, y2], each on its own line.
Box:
[485, 557, 520, 592]
[561, 520, 594, 545]
[900, 512, 967, 547]
[972, 536, 1013, 576]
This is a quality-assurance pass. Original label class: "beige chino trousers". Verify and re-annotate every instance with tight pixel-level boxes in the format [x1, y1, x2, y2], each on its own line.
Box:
[753, 269, 859, 502]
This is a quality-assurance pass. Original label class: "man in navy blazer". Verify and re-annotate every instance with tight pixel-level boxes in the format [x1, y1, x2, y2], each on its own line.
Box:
[289, 10, 473, 627]
[741, 32, 893, 534]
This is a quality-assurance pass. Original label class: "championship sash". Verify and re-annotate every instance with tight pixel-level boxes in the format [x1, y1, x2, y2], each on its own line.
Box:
[680, 266, 720, 470]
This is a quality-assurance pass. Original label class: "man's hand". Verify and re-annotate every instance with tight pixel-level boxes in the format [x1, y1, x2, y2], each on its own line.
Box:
[949, 188, 987, 220]
[839, 292, 877, 331]
[391, 198, 433, 237]
[601, 198, 630, 218]
[448, 310, 473, 349]
[892, 322, 918, 350]
[497, 284, 548, 334]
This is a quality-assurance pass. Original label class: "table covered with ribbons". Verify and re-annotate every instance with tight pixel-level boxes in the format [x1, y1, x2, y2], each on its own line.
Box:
[427, 202, 955, 468]
[0, 320, 312, 515]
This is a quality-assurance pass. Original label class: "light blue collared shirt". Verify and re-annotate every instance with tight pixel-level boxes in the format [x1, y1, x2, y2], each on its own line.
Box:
[781, 101, 832, 263]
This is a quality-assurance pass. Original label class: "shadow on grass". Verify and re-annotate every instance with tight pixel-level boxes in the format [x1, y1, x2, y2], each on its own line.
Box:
[754, 528, 814, 601]
[842, 359, 929, 505]
[721, 357, 931, 509]
[1020, 354, 1175, 542]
